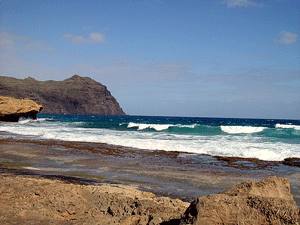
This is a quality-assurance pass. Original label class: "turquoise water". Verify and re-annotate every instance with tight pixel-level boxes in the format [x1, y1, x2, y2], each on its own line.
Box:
[1, 114, 300, 161]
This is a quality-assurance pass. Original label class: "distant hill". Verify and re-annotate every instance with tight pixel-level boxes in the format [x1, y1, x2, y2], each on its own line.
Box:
[0, 75, 126, 115]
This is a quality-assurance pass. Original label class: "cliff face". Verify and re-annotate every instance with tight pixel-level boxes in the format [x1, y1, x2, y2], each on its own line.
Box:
[0, 75, 125, 115]
[0, 96, 43, 122]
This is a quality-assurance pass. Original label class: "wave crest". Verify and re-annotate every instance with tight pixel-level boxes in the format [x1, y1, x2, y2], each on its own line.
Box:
[127, 122, 173, 131]
[126, 122, 198, 131]
[275, 124, 300, 130]
[221, 126, 266, 134]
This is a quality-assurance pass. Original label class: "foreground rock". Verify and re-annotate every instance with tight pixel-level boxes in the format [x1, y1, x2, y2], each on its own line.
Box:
[1, 174, 299, 224]
[0, 75, 125, 115]
[0, 96, 43, 122]
[0, 174, 189, 224]
[180, 176, 300, 225]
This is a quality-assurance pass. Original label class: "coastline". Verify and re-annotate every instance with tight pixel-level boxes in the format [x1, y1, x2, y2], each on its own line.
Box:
[1, 137, 300, 223]
[1, 137, 300, 206]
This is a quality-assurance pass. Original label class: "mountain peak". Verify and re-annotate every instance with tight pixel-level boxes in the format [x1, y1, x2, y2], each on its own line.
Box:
[66, 74, 83, 80]
[65, 74, 96, 83]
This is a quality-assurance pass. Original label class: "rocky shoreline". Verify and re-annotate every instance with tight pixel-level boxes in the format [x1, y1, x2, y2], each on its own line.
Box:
[0, 172, 189, 224]
[1, 173, 299, 224]
[1, 138, 300, 224]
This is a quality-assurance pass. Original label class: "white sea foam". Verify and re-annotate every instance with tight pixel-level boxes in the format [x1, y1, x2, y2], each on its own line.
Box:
[18, 119, 32, 124]
[127, 122, 197, 131]
[37, 118, 47, 121]
[275, 123, 300, 130]
[127, 122, 173, 131]
[1, 120, 300, 161]
[221, 126, 266, 134]
[178, 124, 197, 128]
[18, 118, 47, 124]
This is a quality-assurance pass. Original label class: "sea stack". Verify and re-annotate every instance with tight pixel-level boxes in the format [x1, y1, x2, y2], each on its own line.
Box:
[0, 96, 43, 122]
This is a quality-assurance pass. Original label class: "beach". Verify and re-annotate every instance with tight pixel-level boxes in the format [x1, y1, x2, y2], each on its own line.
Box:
[1, 115, 300, 223]
[1, 138, 300, 216]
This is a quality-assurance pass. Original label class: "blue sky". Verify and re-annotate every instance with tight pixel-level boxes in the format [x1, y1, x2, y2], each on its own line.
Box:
[0, 0, 299, 119]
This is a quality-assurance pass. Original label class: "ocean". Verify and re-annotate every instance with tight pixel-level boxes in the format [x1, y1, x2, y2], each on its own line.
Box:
[1, 114, 300, 162]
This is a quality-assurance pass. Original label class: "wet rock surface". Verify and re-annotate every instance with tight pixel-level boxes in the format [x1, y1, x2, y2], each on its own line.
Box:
[284, 158, 300, 167]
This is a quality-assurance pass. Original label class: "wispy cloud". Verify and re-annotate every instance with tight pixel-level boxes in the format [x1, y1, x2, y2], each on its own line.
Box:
[0, 31, 54, 53]
[83, 25, 93, 31]
[0, 32, 28, 51]
[221, 0, 263, 8]
[69, 59, 195, 83]
[63, 32, 106, 44]
[276, 31, 298, 44]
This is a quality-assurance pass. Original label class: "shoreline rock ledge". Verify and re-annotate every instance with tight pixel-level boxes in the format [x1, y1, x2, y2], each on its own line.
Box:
[0, 174, 299, 224]
[180, 176, 300, 225]
[0, 96, 43, 122]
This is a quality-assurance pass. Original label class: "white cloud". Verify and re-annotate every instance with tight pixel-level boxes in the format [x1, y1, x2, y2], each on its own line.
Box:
[222, 0, 262, 8]
[89, 32, 106, 43]
[276, 31, 298, 44]
[62, 32, 106, 44]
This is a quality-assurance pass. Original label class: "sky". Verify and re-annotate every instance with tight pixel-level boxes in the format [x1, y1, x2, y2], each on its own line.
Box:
[0, 0, 299, 119]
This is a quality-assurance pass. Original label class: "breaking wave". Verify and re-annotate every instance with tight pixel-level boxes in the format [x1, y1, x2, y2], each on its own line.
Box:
[221, 126, 266, 134]
[275, 124, 300, 130]
[1, 114, 300, 161]
[127, 122, 173, 131]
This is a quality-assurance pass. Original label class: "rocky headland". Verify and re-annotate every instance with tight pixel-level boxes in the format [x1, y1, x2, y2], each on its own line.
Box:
[0, 96, 43, 122]
[0, 75, 125, 115]
[0, 174, 299, 224]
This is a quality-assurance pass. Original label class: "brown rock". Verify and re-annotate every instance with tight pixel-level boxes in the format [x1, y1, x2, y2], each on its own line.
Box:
[180, 176, 300, 225]
[0, 174, 189, 224]
[220, 176, 294, 200]
[0, 96, 43, 122]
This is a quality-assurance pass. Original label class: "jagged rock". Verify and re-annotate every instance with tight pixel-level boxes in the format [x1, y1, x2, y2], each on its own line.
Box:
[1, 174, 299, 225]
[0, 75, 125, 115]
[0, 174, 189, 224]
[0, 96, 43, 122]
[179, 176, 300, 225]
